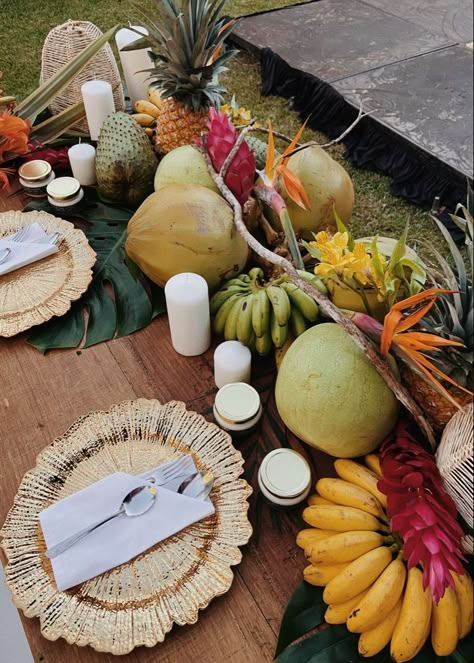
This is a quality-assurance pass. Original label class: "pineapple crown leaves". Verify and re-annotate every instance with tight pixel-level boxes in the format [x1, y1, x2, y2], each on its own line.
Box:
[127, 0, 239, 111]
[420, 189, 474, 379]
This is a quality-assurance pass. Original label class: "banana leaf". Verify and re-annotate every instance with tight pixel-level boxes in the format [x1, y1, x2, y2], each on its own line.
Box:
[24, 188, 165, 352]
[277, 582, 474, 662]
[15, 25, 118, 124]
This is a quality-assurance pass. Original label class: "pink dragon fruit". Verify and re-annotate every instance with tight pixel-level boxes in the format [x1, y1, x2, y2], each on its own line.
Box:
[198, 108, 255, 206]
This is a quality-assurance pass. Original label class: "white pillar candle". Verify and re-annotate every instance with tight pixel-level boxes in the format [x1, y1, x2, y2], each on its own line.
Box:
[214, 341, 252, 388]
[68, 143, 96, 186]
[81, 81, 115, 141]
[164, 273, 211, 356]
[115, 26, 151, 106]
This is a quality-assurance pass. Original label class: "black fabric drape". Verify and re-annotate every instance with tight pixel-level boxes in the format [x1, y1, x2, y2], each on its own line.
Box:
[261, 48, 468, 229]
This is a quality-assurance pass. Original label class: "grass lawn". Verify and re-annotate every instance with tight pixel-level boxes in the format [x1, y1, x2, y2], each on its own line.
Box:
[1, 0, 443, 248]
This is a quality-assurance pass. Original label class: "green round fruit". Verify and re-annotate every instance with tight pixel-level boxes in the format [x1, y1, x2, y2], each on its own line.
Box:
[154, 145, 219, 194]
[275, 323, 398, 457]
[126, 184, 249, 290]
[269, 145, 354, 239]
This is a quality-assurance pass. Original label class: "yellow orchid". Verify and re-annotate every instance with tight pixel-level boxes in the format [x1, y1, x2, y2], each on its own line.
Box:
[306, 212, 427, 316]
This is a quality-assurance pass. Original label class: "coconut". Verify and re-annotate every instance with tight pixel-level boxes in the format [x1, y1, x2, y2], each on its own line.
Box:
[154, 145, 219, 194]
[269, 145, 354, 239]
[126, 184, 249, 290]
[275, 323, 399, 457]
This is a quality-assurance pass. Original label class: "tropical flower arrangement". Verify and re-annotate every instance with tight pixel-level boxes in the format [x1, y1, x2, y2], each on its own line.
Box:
[305, 216, 426, 319]
[1, 2, 472, 659]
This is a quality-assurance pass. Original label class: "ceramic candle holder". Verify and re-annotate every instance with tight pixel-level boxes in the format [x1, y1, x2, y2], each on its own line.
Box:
[47, 177, 84, 212]
[18, 160, 55, 197]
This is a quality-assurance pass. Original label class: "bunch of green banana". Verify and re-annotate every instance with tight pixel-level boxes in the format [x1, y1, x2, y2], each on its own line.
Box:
[210, 268, 327, 355]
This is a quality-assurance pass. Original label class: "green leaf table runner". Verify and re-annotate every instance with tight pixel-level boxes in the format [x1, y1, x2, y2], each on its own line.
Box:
[25, 188, 165, 352]
[276, 582, 474, 662]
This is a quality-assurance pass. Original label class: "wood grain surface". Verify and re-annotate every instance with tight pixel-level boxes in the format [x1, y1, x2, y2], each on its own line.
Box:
[0, 188, 334, 663]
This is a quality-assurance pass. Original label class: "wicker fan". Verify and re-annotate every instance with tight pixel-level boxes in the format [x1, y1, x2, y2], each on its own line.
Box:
[436, 402, 474, 554]
[41, 20, 125, 134]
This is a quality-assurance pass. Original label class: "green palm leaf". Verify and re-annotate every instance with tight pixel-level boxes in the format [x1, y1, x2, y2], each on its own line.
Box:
[24, 188, 165, 352]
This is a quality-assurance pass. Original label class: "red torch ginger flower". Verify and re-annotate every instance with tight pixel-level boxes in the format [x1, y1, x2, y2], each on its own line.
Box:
[196, 108, 255, 207]
[379, 420, 466, 603]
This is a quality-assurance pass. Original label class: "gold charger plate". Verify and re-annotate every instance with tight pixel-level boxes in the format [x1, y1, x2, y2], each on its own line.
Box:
[0, 210, 96, 337]
[0, 399, 253, 655]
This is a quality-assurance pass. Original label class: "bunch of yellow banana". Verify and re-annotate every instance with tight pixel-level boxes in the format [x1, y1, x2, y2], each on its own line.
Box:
[297, 455, 473, 660]
[210, 268, 326, 354]
[131, 88, 162, 136]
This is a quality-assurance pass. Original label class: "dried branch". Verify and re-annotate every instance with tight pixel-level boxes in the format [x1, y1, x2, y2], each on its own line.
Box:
[200, 137, 436, 450]
[220, 122, 255, 179]
[249, 102, 376, 159]
[248, 126, 300, 145]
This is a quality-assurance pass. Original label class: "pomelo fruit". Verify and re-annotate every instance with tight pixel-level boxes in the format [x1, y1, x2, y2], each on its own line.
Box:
[154, 145, 219, 194]
[126, 184, 248, 290]
[275, 323, 398, 457]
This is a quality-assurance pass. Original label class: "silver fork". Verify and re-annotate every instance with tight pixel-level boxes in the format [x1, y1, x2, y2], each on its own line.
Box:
[147, 455, 192, 486]
[0, 228, 60, 265]
[10, 226, 31, 243]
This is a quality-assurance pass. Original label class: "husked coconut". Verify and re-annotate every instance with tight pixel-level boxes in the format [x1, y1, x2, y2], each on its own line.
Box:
[126, 184, 249, 290]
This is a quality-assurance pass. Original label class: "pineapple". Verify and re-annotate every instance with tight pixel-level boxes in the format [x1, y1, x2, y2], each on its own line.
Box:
[405, 189, 473, 429]
[134, 0, 238, 154]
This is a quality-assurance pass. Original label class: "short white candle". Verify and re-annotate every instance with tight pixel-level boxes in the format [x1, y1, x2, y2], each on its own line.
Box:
[164, 273, 211, 356]
[214, 341, 252, 388]
[68, 143, 96, 186]
[81, 80, 115, 141]
[115, 26, 151, 106]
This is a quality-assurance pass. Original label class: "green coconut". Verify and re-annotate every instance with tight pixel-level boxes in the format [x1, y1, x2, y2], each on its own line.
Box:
[275, 323, 399, 457]
[126, 184, 249, 290]
[269, 145, 354, 239]
[154, 145, 219, 194]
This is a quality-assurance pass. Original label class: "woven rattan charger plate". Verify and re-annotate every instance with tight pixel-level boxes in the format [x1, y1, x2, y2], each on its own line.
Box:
[0, 399, 253, 655]
[0, 210, 96, 337]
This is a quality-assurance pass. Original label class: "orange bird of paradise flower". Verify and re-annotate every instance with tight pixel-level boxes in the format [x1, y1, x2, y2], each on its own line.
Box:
[380, 287, 473, 406]
[0, 113, 31, 189]
[263, 118, 311, 211]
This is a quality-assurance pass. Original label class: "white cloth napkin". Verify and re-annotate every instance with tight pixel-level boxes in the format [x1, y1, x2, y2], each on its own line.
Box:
[39, 457, 215, 591]
[0, 222, 58, 276]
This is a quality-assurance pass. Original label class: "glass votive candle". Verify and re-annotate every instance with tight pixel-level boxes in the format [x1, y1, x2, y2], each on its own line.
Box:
[258, 449, 311, 509]
[47, 177, 84, 212]
[214, 340, 251, 388]
[18, 160, 55, 197]
[213, 382, 262, 437]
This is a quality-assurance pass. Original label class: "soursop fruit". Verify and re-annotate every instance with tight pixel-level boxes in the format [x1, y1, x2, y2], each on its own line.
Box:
[96, 112, 158, 206]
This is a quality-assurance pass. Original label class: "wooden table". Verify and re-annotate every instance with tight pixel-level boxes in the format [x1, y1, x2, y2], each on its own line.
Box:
[0, 189, 329, 663]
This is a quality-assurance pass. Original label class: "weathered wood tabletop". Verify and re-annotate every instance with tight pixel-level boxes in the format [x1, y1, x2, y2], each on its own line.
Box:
[0, 189, 331, 663]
